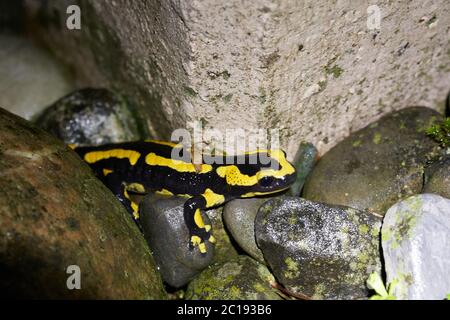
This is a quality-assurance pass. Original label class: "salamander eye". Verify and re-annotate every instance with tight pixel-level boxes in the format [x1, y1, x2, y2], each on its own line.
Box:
[259, 176, 275, 187]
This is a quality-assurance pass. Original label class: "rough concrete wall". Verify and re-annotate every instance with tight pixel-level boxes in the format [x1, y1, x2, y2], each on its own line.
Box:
[25, 0, 450, 156]
[263, 0, 450, 156]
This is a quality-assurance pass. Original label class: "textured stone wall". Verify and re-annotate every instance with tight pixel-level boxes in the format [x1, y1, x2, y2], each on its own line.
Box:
[25, 0, 450, 156]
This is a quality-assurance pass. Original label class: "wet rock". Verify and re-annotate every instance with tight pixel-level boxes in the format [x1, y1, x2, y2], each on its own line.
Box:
[287, 142, 318, 197]
[0, 34, 74, 120]
[140, 194, 214, 288]
[34, 88, 146, 146]
[255, 197, 382, 300]
[206, 207, 239, 264]
[423, 156, 450, 198]
[382, 194, 450, 300]
[0, 108, 166, 299]
[223, 198, 267, 263]
[303, 107, 442, 215]
[185, 256, 282, 300]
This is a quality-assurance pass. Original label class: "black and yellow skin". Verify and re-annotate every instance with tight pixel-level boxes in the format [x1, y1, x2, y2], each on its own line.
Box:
[73, 140, 296, 254]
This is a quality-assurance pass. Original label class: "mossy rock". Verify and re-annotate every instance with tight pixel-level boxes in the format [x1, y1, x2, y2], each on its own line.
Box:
[423, 155, 450, 198]
[255, 197, 382, 300]
[207, 206, 240, 265]
[185, 256, 281, 300]
[0, 108, 166, 299]
[303, 107, 442, 215]
[223, 198, 267, 264]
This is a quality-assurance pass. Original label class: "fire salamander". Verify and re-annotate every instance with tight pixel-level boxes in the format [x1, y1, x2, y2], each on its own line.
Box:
[73, 140, 296, 254]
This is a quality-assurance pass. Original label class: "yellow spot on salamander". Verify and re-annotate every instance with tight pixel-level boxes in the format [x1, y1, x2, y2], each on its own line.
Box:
[103, 168, 113, 176]
[256, 149, 295, 178]
[145, 139, 180, 148]
[124, 188, 140, 219]
[155, 189, 191, 199]
[216, 166, 258, 186]
[145, 152, 212, 173]
[203, 188, 225, 208]
[131, 202, 139, 219]
[208, 235, 216, 243]
[190, 236, 207, 253]
[84, 149, 141, 166]
[198, 242, 207, 253]
[127, 182, 146, 194]
[216, 149, 295, 187]
[155, 188, 174, 196]
[191, 235, 207, 253]
[191, 235, 201, 245]
[194, 209, 205, 229]
[241, 187, 290, 198]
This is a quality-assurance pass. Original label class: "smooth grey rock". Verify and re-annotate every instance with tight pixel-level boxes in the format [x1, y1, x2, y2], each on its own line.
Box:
[223, 198, 267, 264]
[382, 194, 450, 300]
[303, 107, 442, 215]
[0, 34, 74, 120]
[185, 256, 282, 300]
[423, 156, 450, 198]
[34, 88, 146, 146]
[255, 197, 382, 300]
[206, 206, 239, 264]
[140, 194, 214, 288]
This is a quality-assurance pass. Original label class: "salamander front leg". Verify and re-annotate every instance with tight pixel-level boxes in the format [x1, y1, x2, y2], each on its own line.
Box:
[183, 196, 216, 254]
[101, 173, 140, 221]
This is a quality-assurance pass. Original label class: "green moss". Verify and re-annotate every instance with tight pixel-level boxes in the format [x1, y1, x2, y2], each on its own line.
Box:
[371, 225, 380, 237]
[259, 87, 267, 104]
[334, 95, 342, 105]
[223, 94, 233, 103]
[325, 65, 344, 78]
[312, 283, 326, 299]
[426, 117, 450, 147]
[359, 224, 369, 234]
[384, 198, 421, 249]
[284, 257, 300, 279]
[318, 80, 328, 92]
[373, 132, 382, 145]
[230, 285, 241, 298]
[186, 257, 280, 300]
[352, 140, 362, 147]
[381, 228, 392, 243]
[357, 251, 369, 264]
[253, 283, 266, 293]
[184, 86, 197, 97]
[288, 215, 298, 225]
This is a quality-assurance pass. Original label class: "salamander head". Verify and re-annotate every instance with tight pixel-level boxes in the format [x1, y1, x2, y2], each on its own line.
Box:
[216, 149, 296, 197]
[252, 149, 297, 194]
